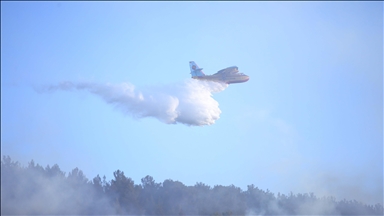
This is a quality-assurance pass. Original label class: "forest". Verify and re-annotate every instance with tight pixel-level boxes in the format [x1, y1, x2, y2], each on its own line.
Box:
[1, 155, 383, 215]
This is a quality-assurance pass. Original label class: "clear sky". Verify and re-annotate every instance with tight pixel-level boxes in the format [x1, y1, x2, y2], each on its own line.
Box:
[1, 1, 382, 205]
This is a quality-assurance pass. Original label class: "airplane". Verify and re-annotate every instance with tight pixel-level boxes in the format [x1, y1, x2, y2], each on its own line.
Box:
[189, 61, 249, 84]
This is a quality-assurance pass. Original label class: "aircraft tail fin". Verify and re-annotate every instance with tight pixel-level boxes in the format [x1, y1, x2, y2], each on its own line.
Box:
[189, 61, 205, 77]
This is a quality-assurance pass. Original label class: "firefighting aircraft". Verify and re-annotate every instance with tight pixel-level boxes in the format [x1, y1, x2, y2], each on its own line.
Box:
[189, 61, 249, 84]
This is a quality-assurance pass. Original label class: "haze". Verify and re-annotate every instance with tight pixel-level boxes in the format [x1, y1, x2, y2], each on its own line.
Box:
[1, 1, 382, 207]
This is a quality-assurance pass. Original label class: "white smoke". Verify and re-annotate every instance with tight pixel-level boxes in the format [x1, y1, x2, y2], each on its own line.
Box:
[38, 79, 228, 126]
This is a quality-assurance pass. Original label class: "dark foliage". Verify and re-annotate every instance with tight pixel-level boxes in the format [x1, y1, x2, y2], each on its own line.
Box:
[1, 155, 383, 215]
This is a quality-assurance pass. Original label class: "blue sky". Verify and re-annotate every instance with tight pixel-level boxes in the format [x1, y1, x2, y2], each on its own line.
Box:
[1, 2, 382, 205]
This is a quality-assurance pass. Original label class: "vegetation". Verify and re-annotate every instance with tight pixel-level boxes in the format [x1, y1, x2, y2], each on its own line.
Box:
[1, 155, 383, 215]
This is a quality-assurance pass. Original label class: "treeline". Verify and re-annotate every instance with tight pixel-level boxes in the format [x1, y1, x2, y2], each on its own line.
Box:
[1, 155, 383, 215]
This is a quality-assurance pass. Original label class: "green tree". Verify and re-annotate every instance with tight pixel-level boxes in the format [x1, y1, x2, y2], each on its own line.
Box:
[110, 170, 141, 214]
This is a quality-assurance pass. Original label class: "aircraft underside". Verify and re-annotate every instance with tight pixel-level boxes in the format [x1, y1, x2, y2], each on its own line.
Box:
[193, 75, 249, 84]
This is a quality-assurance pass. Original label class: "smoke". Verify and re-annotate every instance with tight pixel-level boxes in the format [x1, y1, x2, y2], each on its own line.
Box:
[299, 171, 383, 206]
[1, 161, 116, 214]
[37, 79, 228, 126]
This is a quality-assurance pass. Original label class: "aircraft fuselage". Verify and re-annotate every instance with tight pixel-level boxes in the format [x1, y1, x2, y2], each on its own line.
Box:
[189, 62, 249, 85]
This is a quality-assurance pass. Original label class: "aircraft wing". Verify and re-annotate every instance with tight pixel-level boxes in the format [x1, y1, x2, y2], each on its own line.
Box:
[214, 66, 239, 75]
